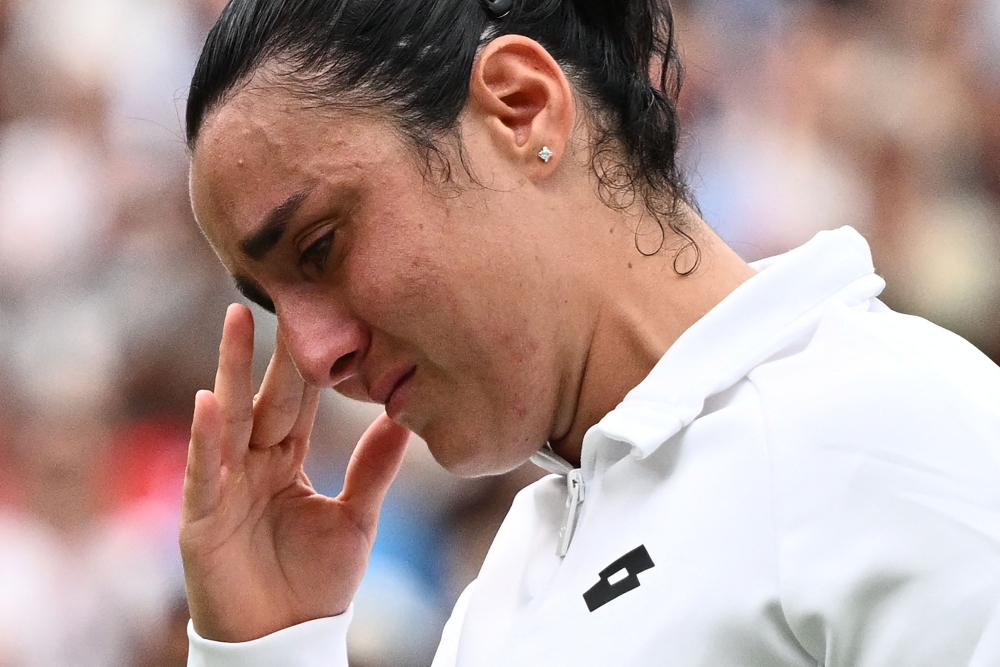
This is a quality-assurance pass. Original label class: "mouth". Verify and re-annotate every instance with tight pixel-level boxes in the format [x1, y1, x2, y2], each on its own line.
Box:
[373, 366, 417, 420]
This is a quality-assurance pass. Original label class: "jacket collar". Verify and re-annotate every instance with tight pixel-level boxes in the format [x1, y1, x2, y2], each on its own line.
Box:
[592, 226, 886, 461]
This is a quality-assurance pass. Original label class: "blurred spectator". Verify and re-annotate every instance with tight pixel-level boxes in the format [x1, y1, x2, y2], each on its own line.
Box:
[679, 0, 1000, 360]
[0, 304, 178, 666]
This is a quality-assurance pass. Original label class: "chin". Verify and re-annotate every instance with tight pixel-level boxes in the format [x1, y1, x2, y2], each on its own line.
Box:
[421, 425, 539, 478]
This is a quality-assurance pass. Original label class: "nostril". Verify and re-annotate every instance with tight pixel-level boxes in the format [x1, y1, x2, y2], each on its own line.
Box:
[330, 351, 357, 382]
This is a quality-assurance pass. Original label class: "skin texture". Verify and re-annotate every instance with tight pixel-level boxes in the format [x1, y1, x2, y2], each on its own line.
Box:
[183, 36, 757, 642]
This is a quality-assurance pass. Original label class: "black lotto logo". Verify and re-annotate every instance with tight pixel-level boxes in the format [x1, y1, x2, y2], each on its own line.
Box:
[583, 545, 655, 612]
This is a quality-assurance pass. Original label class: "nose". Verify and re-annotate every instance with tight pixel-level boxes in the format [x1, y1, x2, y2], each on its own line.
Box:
[277, 300, 369, 389]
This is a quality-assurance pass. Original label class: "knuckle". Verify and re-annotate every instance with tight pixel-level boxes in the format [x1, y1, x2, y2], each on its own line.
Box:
[223, 410, 253, 427]
[257, 393, 299, 413]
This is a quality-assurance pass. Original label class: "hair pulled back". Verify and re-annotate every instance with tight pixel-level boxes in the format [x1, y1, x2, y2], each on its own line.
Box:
[186, 0, 696, 266]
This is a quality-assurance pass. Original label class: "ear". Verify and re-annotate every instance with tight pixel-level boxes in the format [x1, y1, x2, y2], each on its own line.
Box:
[468, 35, 574, 174]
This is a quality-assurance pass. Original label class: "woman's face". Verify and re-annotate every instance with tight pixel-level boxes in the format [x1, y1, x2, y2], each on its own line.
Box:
[189, 86, 582, 476]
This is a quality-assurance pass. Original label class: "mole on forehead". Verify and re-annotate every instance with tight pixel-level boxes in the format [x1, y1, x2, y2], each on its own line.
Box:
[196, 120, 287, 181]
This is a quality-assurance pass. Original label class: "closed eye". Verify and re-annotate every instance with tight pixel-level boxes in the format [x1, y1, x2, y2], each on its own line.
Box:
[235, 275, 276, 314]
[298, 232, 335, 275]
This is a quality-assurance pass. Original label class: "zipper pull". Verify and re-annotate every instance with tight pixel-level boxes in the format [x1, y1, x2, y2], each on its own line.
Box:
[556, 469, 585, 558]
[530, 444, 573, 476]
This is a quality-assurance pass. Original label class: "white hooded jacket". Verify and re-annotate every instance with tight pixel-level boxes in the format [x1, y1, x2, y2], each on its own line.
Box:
[189, 227, 1000, 666]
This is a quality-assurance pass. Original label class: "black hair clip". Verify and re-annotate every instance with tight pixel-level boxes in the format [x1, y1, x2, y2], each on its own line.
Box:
[480, 0, 513, 19]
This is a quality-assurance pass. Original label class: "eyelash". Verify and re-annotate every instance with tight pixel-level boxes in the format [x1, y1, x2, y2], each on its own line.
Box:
[298, 232, 335, 274]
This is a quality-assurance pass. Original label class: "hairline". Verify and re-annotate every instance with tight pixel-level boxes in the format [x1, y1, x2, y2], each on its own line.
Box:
[188, 49, 696, 264]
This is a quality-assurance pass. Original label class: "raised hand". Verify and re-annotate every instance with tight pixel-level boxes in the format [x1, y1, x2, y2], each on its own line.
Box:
[180, 304, 410, 642]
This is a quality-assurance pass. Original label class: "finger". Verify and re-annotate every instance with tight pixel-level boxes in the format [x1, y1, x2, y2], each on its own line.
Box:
[214, 304, 255, 462]
[339, 414, 411, 533]
[250, 334, 306, 449]
[287, 385, 321, 470]
[183, 389, 224, 522]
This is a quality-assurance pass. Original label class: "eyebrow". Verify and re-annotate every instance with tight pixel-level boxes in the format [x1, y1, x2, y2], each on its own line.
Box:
[239, 188, 313, 261]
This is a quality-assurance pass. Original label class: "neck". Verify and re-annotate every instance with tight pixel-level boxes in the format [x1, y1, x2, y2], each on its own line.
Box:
[548, 212, 755, 466]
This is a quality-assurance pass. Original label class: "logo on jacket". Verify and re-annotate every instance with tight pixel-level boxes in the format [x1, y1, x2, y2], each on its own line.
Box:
[583, 544, 655, 612]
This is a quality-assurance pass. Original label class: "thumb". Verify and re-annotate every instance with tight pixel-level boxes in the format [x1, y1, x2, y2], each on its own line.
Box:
[339, 413, 411, 533]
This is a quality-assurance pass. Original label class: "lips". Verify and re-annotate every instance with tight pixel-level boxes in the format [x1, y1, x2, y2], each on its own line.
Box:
[385, 368, 416, 420]
[370, 365, 416, 407]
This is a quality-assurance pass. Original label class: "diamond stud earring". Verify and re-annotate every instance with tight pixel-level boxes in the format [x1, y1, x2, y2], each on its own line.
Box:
[538, 146, 554, 163]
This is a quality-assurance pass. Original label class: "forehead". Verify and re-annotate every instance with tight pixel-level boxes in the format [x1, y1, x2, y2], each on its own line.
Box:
[188, 87, 401, 259]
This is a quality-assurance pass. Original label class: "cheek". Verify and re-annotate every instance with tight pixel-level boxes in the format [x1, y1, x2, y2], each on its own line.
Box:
[359, 234, 543, 372]
[345, 208, 463, 331]
[352, 249, 553, 472]
[345, 197, 553, 410]
[346, 243, 449, 328]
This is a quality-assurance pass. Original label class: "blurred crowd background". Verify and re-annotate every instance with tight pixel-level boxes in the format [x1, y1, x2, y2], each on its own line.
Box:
[0, 0, 997, 665]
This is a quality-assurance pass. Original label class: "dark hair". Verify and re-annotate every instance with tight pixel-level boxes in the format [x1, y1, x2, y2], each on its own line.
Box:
[186, 0, 697, 268]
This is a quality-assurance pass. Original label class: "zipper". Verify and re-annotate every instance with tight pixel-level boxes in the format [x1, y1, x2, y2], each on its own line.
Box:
[556, 468, 585, 557]
[530, 444, 586, 558]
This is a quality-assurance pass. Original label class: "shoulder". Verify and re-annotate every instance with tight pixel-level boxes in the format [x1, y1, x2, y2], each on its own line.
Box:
[749, 302, 1000, 459]
[747, 301, 1000, 525]
[745, 304, 1000, 664]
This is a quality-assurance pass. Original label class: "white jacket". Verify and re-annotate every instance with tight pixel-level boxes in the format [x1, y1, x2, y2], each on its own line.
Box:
[189, 227, 1000, 666]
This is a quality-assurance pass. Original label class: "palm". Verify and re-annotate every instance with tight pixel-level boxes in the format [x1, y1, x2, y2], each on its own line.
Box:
[188, 452, 367, 638]
[181, 305, 409, 642]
